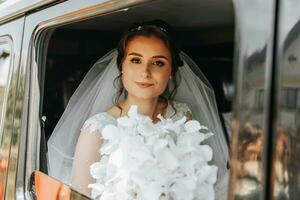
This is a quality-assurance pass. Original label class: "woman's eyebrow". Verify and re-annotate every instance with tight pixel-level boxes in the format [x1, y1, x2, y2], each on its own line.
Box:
[128, 53, 168, 60]
[128, 52, 143, 57]
[152, 55, 168, 60]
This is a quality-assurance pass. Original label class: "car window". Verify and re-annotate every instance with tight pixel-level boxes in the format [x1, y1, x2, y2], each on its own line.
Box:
[0, 41, 12, 200]
[273, 1, 300, 197]
[32, 0, 235, 198]
[0, 42, 11, 137]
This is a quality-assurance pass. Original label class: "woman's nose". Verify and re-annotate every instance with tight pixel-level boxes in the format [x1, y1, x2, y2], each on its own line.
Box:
[140, 63, 151, 78]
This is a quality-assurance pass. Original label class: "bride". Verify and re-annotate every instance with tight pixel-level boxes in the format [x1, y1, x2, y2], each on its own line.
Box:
[47, 21, 229, 198]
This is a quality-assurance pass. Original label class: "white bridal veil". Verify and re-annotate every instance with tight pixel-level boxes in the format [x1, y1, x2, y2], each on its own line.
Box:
[47, 49, 229, 191]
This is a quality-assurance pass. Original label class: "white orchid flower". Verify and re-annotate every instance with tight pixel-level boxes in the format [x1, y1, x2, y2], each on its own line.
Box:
[90, 105, 217, 200]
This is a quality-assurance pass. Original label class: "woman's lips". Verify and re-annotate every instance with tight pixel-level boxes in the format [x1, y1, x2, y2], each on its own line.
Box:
[135, 82, 154, 88]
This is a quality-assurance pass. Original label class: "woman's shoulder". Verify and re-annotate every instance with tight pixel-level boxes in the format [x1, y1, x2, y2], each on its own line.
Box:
[105, 104, 122, 118]
[81, 112, 116, 133]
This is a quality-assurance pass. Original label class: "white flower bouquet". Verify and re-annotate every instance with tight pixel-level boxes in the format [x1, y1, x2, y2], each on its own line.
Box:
[89, 105, 218, 200]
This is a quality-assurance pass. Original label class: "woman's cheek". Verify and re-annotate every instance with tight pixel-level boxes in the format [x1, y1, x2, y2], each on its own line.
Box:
[157, 70, 171, 85]
[126, 67, 137, 77]
[121, 73, 129, 90]
[122, 69, 135, 91]
[154, 74, 169, 93]
[161, 79, 170, 92]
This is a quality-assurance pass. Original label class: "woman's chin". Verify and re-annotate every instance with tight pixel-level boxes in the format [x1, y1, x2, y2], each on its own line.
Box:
[130, 92, 159, 100]
[125, 85, 165, 100]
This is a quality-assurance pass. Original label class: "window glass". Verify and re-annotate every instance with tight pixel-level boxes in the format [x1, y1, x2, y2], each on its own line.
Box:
[39, 0, 235, 198]
[256, 89, 264, 110]
[286, 88, 297, 109]
[0, 43, 11, 132]
[0, 41, 11, 200]
[280, 88, 298, 110]
[273, 0, 300, 198]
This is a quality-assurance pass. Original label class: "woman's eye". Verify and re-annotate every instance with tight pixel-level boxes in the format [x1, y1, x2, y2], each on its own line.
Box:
[130, 57, 141, 64]
[153, 60, 165, 67]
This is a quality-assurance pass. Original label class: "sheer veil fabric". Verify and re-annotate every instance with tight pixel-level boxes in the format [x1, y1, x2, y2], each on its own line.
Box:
[47, 49, 229, 192]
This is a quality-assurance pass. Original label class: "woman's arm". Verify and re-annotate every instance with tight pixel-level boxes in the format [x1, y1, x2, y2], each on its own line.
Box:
[71, 128, 103, 196]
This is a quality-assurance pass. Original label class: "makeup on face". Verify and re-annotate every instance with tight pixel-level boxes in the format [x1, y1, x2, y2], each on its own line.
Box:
[122, 36, 172, 99]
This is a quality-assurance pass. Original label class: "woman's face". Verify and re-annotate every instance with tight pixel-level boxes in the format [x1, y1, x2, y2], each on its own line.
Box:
[122, 35, 172, 100]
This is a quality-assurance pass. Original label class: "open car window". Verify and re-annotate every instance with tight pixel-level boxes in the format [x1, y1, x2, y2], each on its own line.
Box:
[35, 0, 235, 198]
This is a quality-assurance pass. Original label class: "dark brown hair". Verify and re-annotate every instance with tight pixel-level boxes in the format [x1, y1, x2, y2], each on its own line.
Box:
[113, 21, 183, 116]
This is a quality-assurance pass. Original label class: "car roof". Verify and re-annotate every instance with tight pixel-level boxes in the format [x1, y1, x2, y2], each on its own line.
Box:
[0, 0, 59, 25]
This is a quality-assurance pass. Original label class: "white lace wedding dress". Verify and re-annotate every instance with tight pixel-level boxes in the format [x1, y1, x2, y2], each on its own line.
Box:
[71, 101, 192, 195]
[72, 100, 228, 199]
[82, 101, 191, 133]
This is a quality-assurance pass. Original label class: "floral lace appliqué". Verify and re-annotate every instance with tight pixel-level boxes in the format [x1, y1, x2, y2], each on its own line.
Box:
[81, 113, 115, 133]
[167, 101, 192, 120]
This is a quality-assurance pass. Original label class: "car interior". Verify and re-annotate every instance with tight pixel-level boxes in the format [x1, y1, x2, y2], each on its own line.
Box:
[40, 0, 235, 177]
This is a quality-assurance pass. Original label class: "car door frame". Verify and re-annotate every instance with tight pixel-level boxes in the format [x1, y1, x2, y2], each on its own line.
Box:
[10, 0, 281, 199]
[0, 17, 25, 200]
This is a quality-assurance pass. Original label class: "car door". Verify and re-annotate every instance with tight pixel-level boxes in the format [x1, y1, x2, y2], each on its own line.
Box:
[0, 18, 25, 200]
[228, 0, 277, 199]
[269, 0, 300, 199]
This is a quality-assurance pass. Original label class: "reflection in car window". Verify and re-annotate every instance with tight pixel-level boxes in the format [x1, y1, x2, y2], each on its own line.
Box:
[274, 6, 300, 197]
[0, 43, 11, 134]
[0, 42, 11, 200]
[255, 89, 264, 110]
[256, 88, 300, 110]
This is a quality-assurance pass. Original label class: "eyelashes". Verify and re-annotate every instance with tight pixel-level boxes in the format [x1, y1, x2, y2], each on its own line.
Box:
[130, 57, 142, 64]
[153, 60, 165, 67]
[129, 57, 165, 67]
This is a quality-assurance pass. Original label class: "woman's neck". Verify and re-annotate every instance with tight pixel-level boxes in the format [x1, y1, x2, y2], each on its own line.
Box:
[119, 95, 167, 121]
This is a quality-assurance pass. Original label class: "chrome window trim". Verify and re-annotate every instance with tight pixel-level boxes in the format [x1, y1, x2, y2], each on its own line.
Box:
[32, 0, 152, 30]
[20, 0, 153, 195]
